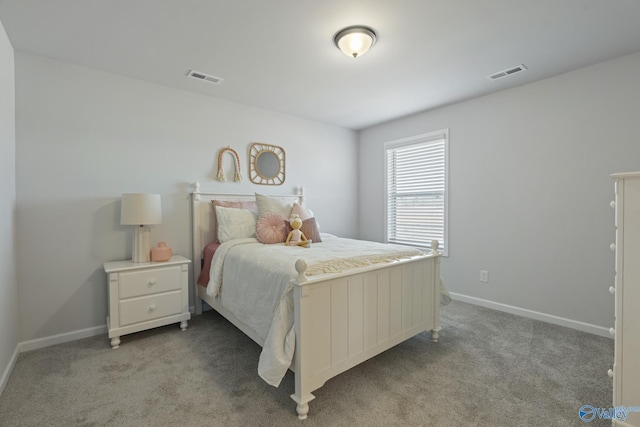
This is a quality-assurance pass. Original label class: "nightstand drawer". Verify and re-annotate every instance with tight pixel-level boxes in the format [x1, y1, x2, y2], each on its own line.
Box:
[119, 266, 181, 298]
[119, 291, 182, 326]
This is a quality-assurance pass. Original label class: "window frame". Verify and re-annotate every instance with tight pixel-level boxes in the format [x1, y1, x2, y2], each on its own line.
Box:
[384, 129, 449, 256]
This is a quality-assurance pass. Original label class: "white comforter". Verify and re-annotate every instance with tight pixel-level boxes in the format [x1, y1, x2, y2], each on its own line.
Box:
[206, 234, 430, 386]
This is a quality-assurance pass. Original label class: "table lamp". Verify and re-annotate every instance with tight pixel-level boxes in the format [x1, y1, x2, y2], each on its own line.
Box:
[120, 193, 162, 263]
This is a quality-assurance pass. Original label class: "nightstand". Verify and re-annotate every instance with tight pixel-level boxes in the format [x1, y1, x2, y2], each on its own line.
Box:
[104, 255, 191, 348]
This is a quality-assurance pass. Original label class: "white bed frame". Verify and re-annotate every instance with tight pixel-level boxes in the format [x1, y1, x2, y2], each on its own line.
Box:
[191, 188, 441, 420]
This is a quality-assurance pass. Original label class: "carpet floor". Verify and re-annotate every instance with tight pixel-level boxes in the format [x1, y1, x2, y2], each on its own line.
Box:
[0, 300, 613, 427]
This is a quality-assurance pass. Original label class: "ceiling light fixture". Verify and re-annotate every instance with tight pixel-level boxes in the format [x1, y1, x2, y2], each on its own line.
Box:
[334, 25, 377, 58]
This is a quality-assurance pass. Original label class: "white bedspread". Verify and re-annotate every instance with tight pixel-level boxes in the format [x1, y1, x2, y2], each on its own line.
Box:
[206, 234, 432, 387]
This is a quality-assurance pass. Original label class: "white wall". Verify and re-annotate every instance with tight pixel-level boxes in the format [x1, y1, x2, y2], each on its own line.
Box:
[15, 52, 357, 342]
[0, 19, 18, 391]
[359, 52, 640, 330]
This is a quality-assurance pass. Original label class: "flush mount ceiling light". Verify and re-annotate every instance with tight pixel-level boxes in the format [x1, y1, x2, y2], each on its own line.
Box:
[334, 25, 377, 58]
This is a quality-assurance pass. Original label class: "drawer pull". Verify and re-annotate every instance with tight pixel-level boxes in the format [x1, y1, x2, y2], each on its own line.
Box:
[609, 286, 615, 295]
[610, 201, 616, 209]
[610, 243, 616, 252]
[148, 304, 157, 312]
[609, 327, 615, 336]
[608, 369, 614, 378]
[148, 278, 157, 287]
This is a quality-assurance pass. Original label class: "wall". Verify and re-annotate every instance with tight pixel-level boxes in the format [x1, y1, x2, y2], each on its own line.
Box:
[0, 19, 18, 392]
[359, 52, 640, 331]
[15, 53, 357, 342]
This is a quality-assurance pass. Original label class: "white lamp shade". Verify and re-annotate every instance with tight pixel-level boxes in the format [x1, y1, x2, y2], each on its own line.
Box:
[334, 26, 377, 58]
[120, 193, 162, 225]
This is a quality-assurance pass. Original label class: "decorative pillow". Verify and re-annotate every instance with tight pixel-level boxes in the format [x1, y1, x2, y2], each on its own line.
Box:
[286, 217, 322, 243]
[291, 202, 313, 220]
[212, 199, 257, 211]
[215, 206, 258, 243]
[256, 212, 289, 244]
[212, 200, 257, 242]
[255, 193, 293, 217]
[300, 218, 322, 243]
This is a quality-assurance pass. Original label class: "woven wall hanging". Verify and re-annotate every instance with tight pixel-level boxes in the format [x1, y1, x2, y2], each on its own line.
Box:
[216, 146, 242, 182]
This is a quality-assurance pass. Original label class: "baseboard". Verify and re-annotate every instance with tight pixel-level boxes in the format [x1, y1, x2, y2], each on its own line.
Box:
[18, 308, 200, 354]
[19, 324, 108, 353]
[449, 292, 611, 338]
[0, 344, 20, 396]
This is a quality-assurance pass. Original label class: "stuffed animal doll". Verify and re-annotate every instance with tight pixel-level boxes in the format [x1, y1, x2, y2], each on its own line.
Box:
[286, 214, 311, 247]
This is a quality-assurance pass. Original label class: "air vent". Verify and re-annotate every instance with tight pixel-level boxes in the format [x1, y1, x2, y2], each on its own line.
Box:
[188, 70, 224, 85]
[486, 64, 527, 81]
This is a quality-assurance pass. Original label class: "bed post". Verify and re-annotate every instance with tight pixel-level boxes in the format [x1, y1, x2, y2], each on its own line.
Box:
[290, 258, 315, 420]
[191, 182, 203, 315]
[430, 239, 441, 342]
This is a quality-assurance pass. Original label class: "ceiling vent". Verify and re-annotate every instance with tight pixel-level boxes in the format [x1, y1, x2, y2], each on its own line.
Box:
[188, 70, 224, 85]
[486, 64, 527, 81]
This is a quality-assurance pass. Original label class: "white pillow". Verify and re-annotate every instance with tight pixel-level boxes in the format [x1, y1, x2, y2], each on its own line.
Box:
[215, 206, 258, 243]
[255, 193, 293, 217]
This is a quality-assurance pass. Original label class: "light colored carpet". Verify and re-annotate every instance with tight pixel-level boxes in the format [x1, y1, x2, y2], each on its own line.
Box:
[0, 300, 613, 427]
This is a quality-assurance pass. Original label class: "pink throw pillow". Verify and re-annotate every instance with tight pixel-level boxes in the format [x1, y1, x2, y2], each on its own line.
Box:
[256, 212, 289, 244]
[291, 202, 313, 220]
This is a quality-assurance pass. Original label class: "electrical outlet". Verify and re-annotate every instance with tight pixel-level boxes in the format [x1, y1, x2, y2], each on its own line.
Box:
[480, 270, 489, 283]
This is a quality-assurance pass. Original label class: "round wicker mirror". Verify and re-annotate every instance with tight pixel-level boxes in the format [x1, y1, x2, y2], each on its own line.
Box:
[249, 143, 285, 185]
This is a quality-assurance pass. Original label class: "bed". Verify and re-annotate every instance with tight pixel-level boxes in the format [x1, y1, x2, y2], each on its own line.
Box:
[191, 188, 443, 419]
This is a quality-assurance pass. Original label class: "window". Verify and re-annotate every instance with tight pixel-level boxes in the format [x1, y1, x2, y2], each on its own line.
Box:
[385, 129, 448, 256]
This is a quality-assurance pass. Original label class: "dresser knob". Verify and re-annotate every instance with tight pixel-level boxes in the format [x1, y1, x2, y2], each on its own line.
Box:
[608, 369, 614, 378]
[610, 243, 616, 252]
[610, 201, 616, 209]
[148, 278, 157, 287]
[609, 327, 615, 336]
[609, 286, 615, 295]
[148, 304, 157, 312]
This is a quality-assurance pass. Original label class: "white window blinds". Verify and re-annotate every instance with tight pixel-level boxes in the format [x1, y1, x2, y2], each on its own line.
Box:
[385, 130, 448, 255]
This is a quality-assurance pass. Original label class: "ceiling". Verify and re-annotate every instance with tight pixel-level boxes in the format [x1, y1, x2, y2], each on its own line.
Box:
[2, 0, 640, 130]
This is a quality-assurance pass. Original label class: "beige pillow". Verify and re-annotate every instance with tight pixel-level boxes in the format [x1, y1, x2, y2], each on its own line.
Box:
[255, 193, 293, 217]
[215, 206, 258, 243]
[212, 200, 257, 242]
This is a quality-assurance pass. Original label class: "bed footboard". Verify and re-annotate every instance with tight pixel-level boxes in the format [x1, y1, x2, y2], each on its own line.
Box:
[290, 245, 441, 419]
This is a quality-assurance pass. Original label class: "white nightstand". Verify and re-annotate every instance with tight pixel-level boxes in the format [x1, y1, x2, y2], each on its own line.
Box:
[104, 255, 191, 349]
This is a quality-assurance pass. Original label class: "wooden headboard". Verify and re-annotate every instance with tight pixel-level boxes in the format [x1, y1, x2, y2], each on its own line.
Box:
[190, 182, 304, 313]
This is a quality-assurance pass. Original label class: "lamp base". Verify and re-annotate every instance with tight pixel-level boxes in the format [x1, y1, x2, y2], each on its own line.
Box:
[132, 225, 151, 263]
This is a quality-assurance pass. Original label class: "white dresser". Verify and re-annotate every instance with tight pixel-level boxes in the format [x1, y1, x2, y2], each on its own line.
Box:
[104, 255, 191, 348]
[611, 172, 640, 427]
